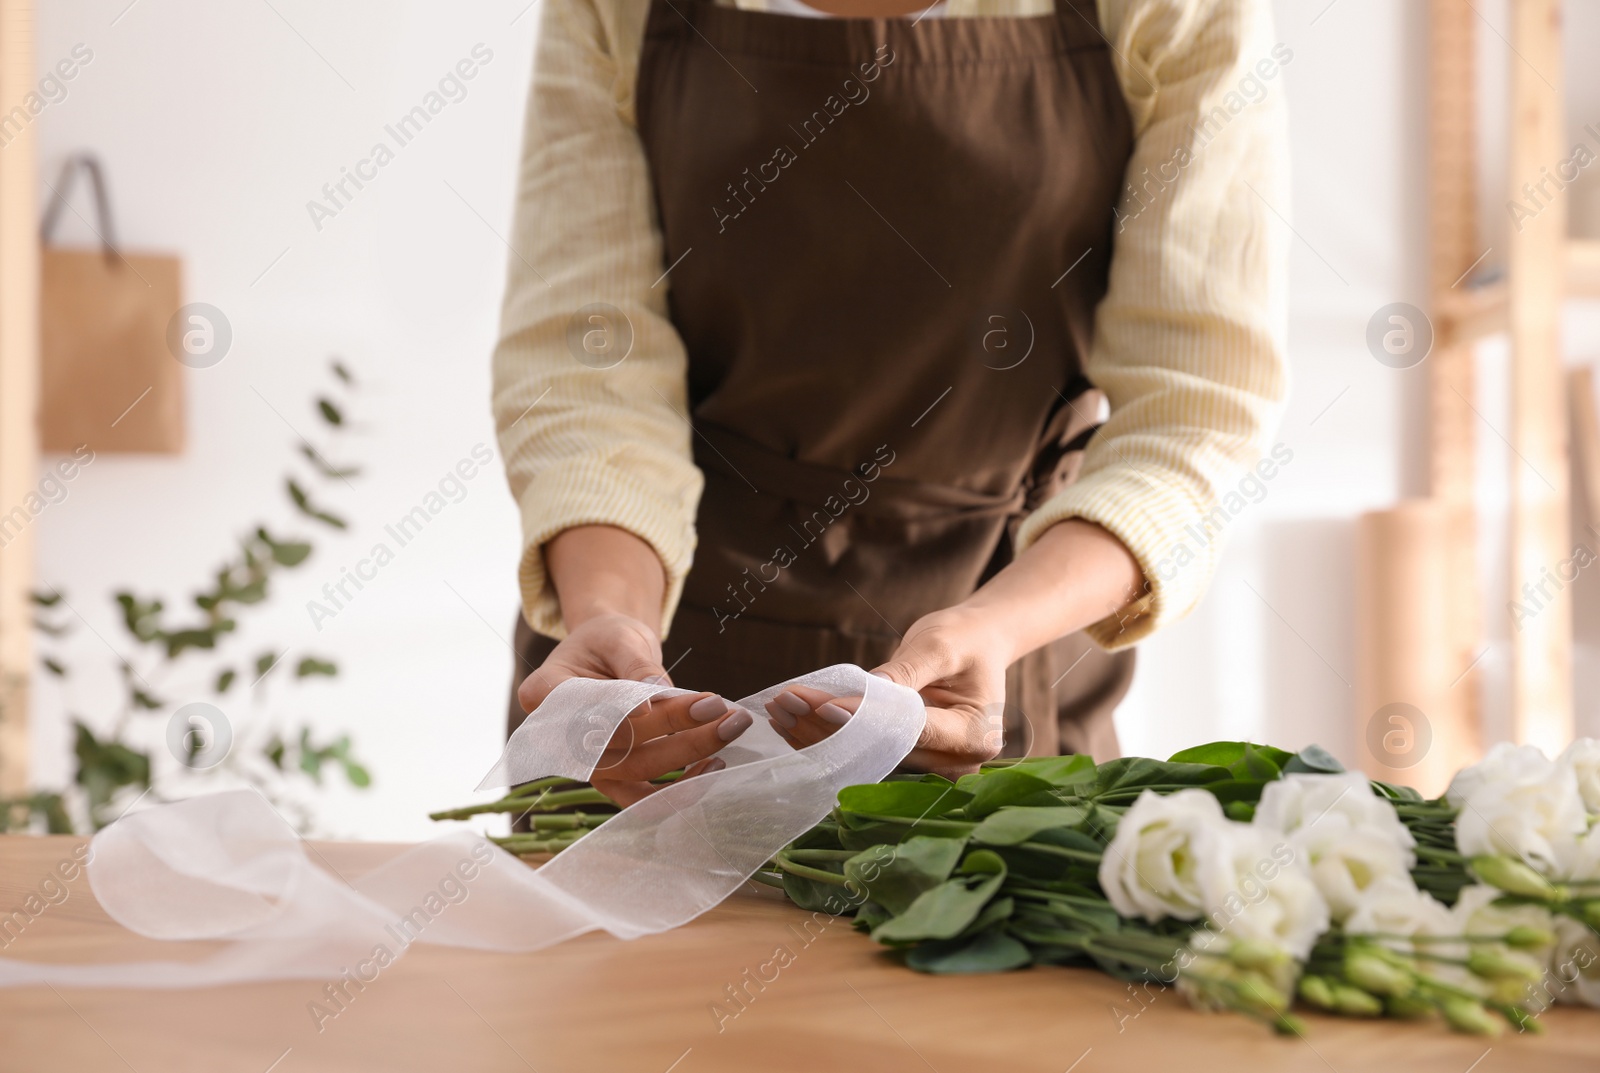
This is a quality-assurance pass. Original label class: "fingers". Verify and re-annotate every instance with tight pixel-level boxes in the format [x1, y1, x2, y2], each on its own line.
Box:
[516, 665, 563, 715]
[591, 752, 728, 808]
[764, 686, 860, 748]
[619, 691, 733, 743]
[518, 615, 670, 714]
[871, 632, 960, 694]
[594, 708, 752, 781]
[901, 704, 1002, 777]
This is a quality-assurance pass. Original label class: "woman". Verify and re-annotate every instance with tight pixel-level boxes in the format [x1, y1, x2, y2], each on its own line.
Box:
[494, 0, 1288, 805]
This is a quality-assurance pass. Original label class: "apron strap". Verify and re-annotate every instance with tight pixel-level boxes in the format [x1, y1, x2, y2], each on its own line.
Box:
[693, 421, 1028, 521]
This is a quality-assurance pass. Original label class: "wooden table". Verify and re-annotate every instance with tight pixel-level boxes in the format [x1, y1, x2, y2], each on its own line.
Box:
[1, 836, 1596, 1073]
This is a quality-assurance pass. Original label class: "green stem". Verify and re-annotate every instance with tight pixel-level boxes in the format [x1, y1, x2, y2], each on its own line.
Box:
[773, 852, 851, 887]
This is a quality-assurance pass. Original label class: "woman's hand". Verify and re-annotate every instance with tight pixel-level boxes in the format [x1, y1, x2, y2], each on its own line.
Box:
[763, 519, 1145, 773]
[520, 525, 752, 806]
[762, 608, 1006, 778]
[516, 613, 752, 806]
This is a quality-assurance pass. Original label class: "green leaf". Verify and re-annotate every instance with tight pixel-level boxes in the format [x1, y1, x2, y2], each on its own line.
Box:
[1225, 800, 1257, 822]
[1234, 743, 1285, 781]
[299, 444, 361, 480]
[287, 478, 347, 530]
[843, 836, 966, 915]
[958, 849, 1007, 876]
[317, 398, 344, 426]
[836, 781, 970, 819]
[1092, 757, 1231, 793]
[220, 577, 268, 605]
[255, 651, 280, 679]
[1007, 753, 1097, 789]
[164, 625, 231, 658]
[30, 589, 63, 607]
[259, 526, 313, 567]
[264, 735, 286, 770]
[782, 872, 860, 914]
[871, 869, 1006, 944]
[130, 686, 164, 710]
[34, 793, 74, 835]
[905, 928, 1033, 974]
[330, 358, 354, 384]
[971, 806, 1089, 846]
[1168, 741, 1292, 777]
[42, 657, 66, 677]
[295, 657, 338, 678]
[214, 668, 236, 694]
[1284, 744, 1345, 774]
[115, 592, 164, 642]
[72, 721, 151, 821]
[342, 761, 371, 788]
[959, 767, 1058, 817]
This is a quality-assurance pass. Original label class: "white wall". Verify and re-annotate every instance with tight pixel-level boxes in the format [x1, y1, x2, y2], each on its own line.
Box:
[26, 0, 1600, 841]
[31, 1, 537, 839]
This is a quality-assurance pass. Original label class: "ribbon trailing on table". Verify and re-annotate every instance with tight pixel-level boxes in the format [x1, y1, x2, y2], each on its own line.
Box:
[0, 665, 924, 988]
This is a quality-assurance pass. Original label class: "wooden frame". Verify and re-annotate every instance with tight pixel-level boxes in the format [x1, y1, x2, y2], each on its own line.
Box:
[0, 0, 38, 798]
[1427, 0, 1585, 753]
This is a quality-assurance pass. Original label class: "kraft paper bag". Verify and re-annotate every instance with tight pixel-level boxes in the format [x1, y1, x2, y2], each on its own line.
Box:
[39, 154, 185, 454]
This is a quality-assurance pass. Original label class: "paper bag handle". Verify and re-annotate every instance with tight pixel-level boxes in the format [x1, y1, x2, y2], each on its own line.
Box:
[40, 153, 120, 264]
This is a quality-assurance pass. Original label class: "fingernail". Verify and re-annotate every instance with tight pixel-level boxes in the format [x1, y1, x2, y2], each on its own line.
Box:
[703, 757, 726, 773]
[774, 691, 810, 716]
[638, 672, 670, 686]
[689, 695, 728, 721]
[770, 709, 797, 729]
[869, 671, 892, 680]
[816, 702, 852, 726]
[717, 710, 753, 742]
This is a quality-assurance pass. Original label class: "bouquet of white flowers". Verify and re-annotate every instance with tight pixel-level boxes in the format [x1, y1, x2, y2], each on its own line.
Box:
[437, 739, 1600, 1036]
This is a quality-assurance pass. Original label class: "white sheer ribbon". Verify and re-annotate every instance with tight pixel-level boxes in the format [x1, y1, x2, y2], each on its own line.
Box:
[0, 664, 924, 987]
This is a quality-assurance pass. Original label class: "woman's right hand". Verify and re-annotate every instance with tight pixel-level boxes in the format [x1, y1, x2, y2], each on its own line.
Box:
[515, 613, 751, 806]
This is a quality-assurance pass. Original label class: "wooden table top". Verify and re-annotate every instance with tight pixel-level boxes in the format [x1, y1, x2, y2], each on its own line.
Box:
[1, 834, 1596, 1073]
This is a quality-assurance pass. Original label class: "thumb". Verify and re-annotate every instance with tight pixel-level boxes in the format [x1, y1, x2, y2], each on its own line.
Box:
[609, 624, 671, 686]
[871, 636, 956, 693]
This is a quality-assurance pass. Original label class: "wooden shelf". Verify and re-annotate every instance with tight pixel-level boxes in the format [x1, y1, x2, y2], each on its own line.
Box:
[1435, 239, 1600, 348]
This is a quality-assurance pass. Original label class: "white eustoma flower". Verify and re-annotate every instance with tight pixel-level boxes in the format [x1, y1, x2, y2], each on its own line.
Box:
[1177, 926, 1301, 1012]
[1255, 773, 1416, 922]
[1447, 743, 1587, 873]
[1558, 823, 1600, 882]
[1198, 823, 1330, 961]
[1098, 788, 1229, 922]
[1257, 772, 1415, 851]
[1452, 884, 1557, 1008]
[1550, 917, 1600, 1007]
[1452, 884, 1556, 943]
[1343, 876, 1456, 955]
[1558, 738, 1600, 815]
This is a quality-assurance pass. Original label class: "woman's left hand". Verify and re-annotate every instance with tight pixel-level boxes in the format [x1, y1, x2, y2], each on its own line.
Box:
[761, 519, 1145, 774]
[762, 608, 1007, 779]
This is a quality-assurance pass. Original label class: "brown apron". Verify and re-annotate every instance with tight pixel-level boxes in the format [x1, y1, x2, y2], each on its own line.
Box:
[509, 0, 1137, 760]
